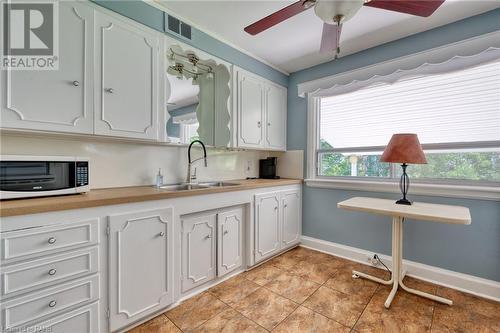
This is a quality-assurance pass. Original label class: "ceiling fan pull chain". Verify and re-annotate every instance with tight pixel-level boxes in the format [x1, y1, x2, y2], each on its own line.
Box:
[333, 14, 343, 60]
[335, 23, 342, 59]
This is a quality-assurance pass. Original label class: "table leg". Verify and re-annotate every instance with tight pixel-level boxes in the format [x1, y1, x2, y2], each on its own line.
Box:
[384, 216, 401, 308]
[352, 215, 453, 308]
[397, 219, 453, 306]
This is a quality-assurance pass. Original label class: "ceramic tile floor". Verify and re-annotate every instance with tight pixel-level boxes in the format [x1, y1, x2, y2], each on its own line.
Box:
[128, 246, 500, 333]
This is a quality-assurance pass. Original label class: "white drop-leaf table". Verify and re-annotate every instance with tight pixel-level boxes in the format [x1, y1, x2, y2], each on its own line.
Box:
[337, 197, 471, 308]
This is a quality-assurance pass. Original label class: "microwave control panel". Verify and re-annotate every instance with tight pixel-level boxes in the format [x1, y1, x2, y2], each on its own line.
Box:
[76, 161, 89, 187]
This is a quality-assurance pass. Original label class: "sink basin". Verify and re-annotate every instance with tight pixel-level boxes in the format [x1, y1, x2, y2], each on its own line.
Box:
[157, 184, 210, 191]
[198, 181, 240, 187]
[157, 181, 240, 191]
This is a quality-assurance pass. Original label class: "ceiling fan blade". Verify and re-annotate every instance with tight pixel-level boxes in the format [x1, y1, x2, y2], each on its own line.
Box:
[244, 0, 314, 35]
[364, 0, 445, 17]
[320, 23, 342, 54]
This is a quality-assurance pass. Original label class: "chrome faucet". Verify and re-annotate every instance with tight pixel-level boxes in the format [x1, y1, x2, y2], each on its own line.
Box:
[186, 140, 207, 184]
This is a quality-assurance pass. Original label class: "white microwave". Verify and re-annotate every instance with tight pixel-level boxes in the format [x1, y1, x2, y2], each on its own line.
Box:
[0, 155, 89, 200]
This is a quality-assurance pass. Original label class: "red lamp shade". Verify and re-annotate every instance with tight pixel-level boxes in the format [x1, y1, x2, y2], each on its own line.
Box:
[380, 134, 427, 164]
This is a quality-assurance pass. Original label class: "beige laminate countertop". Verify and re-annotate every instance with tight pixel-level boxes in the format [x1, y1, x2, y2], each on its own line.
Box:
[0, 178, 302, 217]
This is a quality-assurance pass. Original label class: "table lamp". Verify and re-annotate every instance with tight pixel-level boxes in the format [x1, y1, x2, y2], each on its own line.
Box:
[380, 134, 427, 205]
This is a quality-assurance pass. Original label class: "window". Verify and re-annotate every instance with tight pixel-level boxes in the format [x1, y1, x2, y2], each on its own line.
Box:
[313, 60, 500, 186]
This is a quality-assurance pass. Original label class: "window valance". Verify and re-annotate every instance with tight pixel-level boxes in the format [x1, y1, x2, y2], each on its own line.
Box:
[297, 31, 500, 98]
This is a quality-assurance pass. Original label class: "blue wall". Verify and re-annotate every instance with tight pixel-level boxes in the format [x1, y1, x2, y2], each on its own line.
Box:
[289, 9, 500, 282]
[92, 0, 288, 87]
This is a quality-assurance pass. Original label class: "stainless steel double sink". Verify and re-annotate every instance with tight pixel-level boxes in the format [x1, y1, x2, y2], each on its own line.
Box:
[157, 181, 240, 191]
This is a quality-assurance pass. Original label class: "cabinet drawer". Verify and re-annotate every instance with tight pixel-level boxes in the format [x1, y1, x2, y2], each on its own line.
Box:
[26, 302, 99, 333]
[1, 219, 99, 264]
[1, 275, 99, 330]
[1, 247, 98, 298]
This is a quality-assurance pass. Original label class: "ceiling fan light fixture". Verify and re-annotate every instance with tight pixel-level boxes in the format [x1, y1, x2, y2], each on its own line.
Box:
[314, 0, 364, 24]
[302, 0, 316, 9]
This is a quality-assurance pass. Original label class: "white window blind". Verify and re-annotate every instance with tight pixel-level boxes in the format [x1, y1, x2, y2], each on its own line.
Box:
[320, 60, 500, 150]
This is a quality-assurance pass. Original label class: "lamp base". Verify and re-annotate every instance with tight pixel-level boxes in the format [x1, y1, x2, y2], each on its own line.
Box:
[396, 198, 412, 205]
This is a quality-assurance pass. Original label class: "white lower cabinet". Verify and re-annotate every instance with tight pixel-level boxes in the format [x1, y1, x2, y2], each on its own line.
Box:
[181, 212, 217, 292]
[254, 188, 301, 263]
[1, 275, 99, 331]
[254, 193, 281, 262]
[27, 302, 99, 333]
[217, 208, 244, 276]
[181, 206, 243, 293]
[0, 184, 300, 333]
[282, 190, 302, 247]
[107, 207, 173, 332]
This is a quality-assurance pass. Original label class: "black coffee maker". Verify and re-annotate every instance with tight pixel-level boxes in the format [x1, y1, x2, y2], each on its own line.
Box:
[259, 157, 279, 179]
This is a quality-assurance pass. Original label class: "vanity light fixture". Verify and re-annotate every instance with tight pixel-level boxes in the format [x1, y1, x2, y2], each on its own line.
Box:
[167, 63, 184, 77]
[168, 48, 214, 76]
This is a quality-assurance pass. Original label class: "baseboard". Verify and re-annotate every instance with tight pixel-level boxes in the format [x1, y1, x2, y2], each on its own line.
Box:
[301, 235, 500, 302]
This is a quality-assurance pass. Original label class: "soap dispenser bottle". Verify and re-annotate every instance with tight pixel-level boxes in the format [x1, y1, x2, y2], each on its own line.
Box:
[156, 168, 164, 188]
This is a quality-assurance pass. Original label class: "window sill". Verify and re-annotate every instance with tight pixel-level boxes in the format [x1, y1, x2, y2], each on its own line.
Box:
[304, 178, 500, 201]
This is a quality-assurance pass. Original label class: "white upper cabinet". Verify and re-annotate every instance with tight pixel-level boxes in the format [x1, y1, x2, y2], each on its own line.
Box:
[217, 207, 243, 277]
[94, 12, 160, 140]
[1, 2, 94, 134]
[235, 70, 265, 148]
[265, 84, 287, 150]
[1, 3, 164, 141]
[181, 212, 217, 292]
[233, 66, 287, 151]
[108, 207, 173, 332]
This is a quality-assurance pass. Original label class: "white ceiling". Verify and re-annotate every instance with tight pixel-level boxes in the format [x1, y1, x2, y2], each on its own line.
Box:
[154, 0, 500, 73]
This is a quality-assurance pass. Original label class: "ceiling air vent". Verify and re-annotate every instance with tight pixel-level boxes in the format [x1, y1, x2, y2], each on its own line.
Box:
[166, 14, 192, 40]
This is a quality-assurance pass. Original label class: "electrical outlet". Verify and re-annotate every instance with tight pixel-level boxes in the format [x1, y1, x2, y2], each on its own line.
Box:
[244, 160, 253, 176]
[368, 255, 379, 266]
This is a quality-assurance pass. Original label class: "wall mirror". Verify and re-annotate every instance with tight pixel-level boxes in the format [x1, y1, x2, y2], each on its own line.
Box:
[165, 43, 231, 147]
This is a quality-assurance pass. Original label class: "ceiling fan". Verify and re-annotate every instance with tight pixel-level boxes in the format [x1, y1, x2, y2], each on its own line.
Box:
[244, 0, 445, 59]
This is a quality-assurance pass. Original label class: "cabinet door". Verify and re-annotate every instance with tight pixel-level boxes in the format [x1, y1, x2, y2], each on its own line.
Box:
[254, 193, 281, 263]
[181, 212, 216, 292]
[1, 2, 93, 134]
[236, 70, 264, 148]
[281, 189, 301, 247]
[265, 84, 287, 151]
[217, 207, 243, 277]
[108, 207, 172, 332]
[94, 12, 160, 140]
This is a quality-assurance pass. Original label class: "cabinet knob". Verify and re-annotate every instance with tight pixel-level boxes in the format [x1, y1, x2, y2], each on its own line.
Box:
[48, 268, 57, 276]
[267, 122, 271, 126]
[47, 237, 56, 244]
[159, 231, 165, 237]
[205, 234, 212, 239]
[257, 121, 261, 128]
[223, 230, 229, 235]
[48, 300, 57, 308]
[72, 80, 80, 86]
[105, 88, 114, 94]
[284, 204, 288, 208]
[274, 206, 278, 210]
